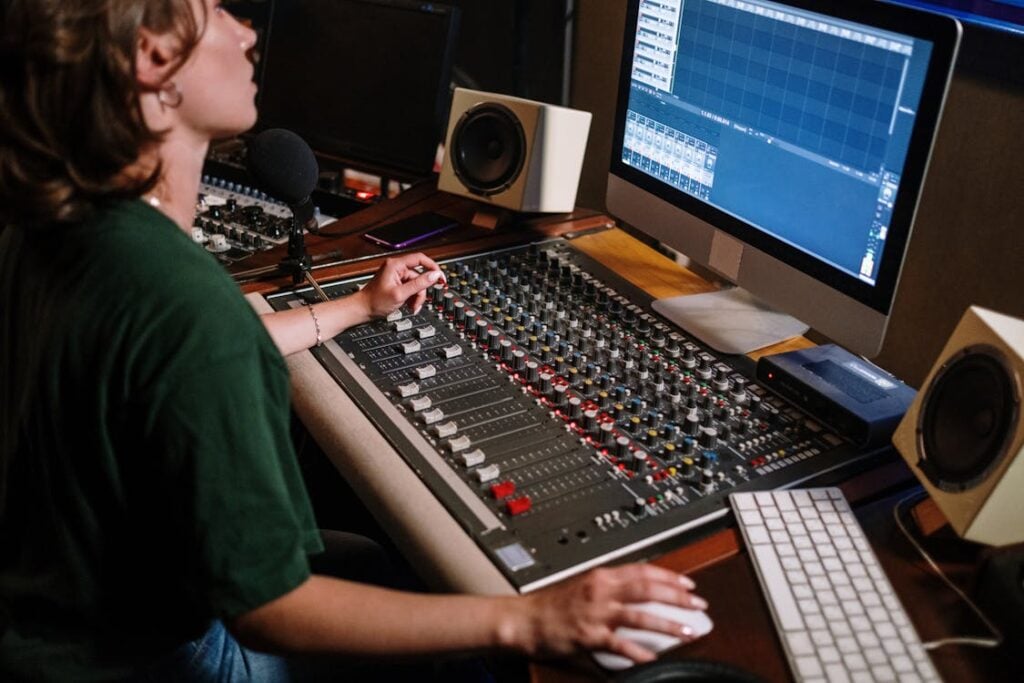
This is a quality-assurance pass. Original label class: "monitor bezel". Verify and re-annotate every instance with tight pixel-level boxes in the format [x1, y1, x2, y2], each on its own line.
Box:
[609, 0, 962, 316]
[258, 0, 460, 179]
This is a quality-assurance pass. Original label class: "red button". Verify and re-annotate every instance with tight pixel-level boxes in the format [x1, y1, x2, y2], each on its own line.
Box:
[490, 481, 516, 500]
[506, 496, 532, 516]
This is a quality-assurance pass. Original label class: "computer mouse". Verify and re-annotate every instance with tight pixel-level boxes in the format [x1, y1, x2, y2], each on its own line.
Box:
[592, 602, 714, 671]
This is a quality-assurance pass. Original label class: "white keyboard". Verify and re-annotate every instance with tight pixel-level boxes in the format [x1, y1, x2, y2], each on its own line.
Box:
[730, 488, 940, 683]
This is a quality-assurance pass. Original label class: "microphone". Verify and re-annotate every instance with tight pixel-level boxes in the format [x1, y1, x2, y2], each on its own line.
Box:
[246, 128, 320, 235]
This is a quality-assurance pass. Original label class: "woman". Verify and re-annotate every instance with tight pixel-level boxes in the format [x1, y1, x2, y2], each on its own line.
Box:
[0, 1, 708, 680]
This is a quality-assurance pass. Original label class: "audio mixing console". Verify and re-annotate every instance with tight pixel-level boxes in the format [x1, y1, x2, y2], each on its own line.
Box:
[194, 177, 335, 265]
[267, 239, 875, 592]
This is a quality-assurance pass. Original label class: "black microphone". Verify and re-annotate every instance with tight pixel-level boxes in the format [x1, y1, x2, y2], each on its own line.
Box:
[246, 128, 320, 235]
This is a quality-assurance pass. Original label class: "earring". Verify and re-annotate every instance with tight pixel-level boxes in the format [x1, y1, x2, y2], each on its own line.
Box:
[157, 82, 183, 110]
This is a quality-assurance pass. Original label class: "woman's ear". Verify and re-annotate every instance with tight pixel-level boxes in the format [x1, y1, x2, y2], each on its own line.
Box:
[135, 27, 181, 90]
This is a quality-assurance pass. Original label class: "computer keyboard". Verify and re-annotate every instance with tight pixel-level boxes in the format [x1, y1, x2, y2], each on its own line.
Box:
[731, 488, 940, 683]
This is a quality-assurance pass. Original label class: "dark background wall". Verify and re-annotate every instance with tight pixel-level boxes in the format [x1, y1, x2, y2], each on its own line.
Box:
[231, 0, 571, 105]
[570, 1, 1024, 388]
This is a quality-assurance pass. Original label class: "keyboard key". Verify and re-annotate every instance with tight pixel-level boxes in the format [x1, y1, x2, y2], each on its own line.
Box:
[793, 584, 813, 600]
[825, 663, 850, 683]
[746, 525, 771, 544]
[837, 636, 858, 653]
[844, 653, 868, 671]
[795, 656, 823, 678]
[733, 493, 757, 510]
[864, 647, 886, 665]
[819, 646, 840, 663]
[781, 556, 802, 570]
[739, 509, 763, 525]
[805, 614, 826, 630]
[871, 664, 897, 682]
[774, 492, 796, 510]
[798, 599, 821, 615]
[788, 630, 814, 656]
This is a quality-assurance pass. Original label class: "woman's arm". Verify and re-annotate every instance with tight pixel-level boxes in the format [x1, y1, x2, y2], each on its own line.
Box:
[261, 253, 445, 357]
[228, 564, 707, 664]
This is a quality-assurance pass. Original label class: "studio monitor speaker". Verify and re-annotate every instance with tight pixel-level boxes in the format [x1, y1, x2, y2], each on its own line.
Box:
[438, 88, 591, 214]
[893, 306, 1024, 545]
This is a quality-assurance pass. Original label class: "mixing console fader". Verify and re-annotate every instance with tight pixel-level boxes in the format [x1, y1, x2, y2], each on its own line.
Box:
[268, 239, 874, 592]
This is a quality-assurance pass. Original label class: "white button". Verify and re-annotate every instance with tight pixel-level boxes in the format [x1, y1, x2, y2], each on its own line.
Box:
[397, 382, 419, 397]
[409, 396, 432, 411]
[475, 464, 500, 483]
[394, 319, 413, 332]
[433, 421, 458, 438]
[442, 344, 462, 358]
[401, 340, 421, 354]
[460, 449, 485, 467]
[448, 435, 472, 452]
[415, 365, 436, 379]
[422, 408, 444, 424]
[417, 325, 436, 339]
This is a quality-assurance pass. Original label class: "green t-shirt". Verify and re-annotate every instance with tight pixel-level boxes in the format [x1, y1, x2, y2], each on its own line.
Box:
[0, 201, 323, 680]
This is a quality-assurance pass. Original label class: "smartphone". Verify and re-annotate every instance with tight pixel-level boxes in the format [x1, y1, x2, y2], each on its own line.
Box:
[363, 212, 460, 249]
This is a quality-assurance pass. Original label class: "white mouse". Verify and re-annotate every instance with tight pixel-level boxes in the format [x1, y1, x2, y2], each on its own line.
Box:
[592, 601, 714, 671]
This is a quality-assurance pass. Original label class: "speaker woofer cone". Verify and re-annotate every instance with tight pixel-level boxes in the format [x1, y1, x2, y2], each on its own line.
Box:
[450, 103, 526, 196]
[917, 345, 1019, 492]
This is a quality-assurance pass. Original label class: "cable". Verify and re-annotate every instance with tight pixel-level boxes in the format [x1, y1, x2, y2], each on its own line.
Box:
[892, 489, 1003, 650]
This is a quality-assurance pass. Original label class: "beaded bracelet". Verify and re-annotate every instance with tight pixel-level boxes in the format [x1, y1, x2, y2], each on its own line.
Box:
[308, 304, 322, 347]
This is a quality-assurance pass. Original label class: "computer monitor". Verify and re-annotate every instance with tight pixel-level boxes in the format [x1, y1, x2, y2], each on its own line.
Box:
[257, 0, 460, 179]
[607, 0, 961, 356]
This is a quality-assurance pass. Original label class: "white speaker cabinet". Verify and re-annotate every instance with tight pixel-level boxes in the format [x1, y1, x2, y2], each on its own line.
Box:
[438, 88, 592, 215]
[893, 306, 1024, 546]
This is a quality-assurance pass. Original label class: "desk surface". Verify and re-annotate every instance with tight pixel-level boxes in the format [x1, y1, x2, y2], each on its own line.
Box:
[253, 194, 1017, 681]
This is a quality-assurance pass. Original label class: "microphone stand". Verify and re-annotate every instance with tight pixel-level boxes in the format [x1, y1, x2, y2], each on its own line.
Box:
[280, 207, 330, 303]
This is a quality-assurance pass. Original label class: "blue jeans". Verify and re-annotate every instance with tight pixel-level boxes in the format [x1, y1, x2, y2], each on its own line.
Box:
[138, 619, 489, 682]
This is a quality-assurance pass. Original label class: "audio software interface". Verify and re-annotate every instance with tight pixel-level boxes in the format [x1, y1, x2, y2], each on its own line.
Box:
[267, 239, 874, 592]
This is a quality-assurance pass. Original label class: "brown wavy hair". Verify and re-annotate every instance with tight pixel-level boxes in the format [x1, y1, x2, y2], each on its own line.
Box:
[0, 0, 204, 227]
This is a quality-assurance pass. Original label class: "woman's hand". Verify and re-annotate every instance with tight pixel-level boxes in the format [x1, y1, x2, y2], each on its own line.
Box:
[353, 252, 445, 320]
[504, 564, 708, 664]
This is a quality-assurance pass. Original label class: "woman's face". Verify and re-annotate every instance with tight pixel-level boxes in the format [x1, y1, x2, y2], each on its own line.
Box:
[173, 0, 259, 140]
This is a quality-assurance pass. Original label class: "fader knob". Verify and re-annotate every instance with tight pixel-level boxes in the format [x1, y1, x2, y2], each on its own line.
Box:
[684, 413, 701, 436]
[568, 396, 583, 420]
[430, 284, 445, 305]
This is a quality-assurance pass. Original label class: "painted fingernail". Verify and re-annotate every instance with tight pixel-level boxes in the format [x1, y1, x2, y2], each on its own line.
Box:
[690, 596, 708, 610]
[413, 304, 423, 315]
[678, 575, 696, 590]
[681, 625, 694, 637]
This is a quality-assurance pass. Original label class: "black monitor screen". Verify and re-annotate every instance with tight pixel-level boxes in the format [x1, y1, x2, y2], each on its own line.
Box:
[258, 0, 459, 178]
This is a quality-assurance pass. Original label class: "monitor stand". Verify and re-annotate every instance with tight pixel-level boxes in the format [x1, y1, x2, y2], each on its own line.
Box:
[652, 287, 809, 355]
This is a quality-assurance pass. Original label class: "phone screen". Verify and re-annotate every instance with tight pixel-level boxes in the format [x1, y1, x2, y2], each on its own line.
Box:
[363, 212, 460, 249]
